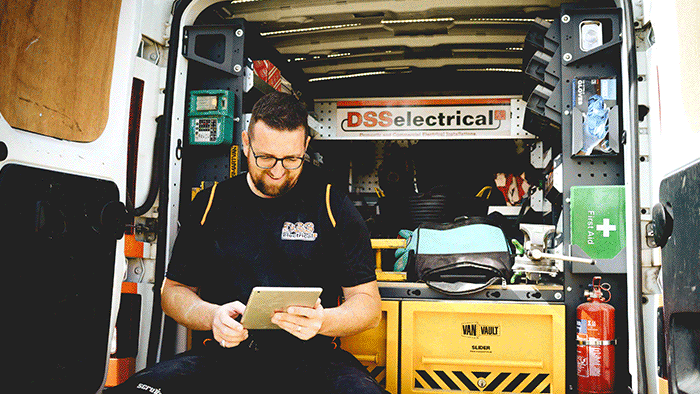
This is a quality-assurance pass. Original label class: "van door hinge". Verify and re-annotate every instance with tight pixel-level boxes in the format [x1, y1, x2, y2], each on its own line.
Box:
[635, 21, 655, 50]
[131, 217, 158, 243]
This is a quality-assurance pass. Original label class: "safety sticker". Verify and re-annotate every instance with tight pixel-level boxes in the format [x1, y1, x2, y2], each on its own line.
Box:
[414, 370, 551, 393]
[230, 145, 239, 178]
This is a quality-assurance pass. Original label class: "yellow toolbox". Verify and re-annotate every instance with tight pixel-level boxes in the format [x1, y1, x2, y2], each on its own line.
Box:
[341, 300, 400, 394]
[401, 301, 565, 394]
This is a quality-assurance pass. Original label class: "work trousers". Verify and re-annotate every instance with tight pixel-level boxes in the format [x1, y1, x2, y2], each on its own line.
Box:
[106, 341, 388, 394]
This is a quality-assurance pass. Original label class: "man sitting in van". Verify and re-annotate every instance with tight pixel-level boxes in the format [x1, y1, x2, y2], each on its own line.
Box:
[109, 92, 386, 394]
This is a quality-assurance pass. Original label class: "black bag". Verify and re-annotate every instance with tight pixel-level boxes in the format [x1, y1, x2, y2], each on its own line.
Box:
[407, 217, 514, 295]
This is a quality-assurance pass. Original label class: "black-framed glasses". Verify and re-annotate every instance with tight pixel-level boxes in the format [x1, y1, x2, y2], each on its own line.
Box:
[248, 144, 305, 170]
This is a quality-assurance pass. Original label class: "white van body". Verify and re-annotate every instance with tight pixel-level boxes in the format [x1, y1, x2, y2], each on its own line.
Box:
[0, 0, 697, 393]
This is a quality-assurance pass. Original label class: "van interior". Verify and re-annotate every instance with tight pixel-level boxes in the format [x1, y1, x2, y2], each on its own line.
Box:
[181, 0, 616, 244]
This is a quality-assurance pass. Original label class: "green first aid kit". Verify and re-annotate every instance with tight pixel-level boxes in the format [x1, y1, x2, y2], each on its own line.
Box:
[570, 185, 626, 273]
[188, 90, 234, 145]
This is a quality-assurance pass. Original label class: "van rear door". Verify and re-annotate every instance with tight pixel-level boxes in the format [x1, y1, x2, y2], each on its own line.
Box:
[0, 1, 142, 392]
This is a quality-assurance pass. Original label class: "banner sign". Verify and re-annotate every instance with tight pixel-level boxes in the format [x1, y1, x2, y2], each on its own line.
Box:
[334, 97, 512, 139]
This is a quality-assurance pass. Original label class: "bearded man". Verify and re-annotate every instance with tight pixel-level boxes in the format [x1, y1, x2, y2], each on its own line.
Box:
[108, 92, 385, 394]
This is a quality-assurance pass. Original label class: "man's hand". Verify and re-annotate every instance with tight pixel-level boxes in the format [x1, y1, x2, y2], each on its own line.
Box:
[212, 301, 248, 348]
[271, 299, 324, 341]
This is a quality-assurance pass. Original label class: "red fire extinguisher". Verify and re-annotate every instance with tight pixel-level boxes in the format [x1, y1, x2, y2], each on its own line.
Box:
[577, 276, 616, 394]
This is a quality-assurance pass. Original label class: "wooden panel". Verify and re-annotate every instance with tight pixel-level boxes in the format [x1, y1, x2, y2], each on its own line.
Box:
[0, 0, 122, 142]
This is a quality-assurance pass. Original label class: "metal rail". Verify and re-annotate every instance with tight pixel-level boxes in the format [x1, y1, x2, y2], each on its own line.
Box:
[620, 0, 648, 392]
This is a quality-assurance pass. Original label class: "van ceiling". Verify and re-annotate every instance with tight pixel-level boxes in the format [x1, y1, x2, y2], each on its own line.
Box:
[207, 0, 612, 99]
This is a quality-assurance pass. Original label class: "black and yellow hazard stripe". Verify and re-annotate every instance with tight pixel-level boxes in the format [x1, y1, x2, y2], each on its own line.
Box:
[414, 370, 551, 393]
[358, 361, 387, 388]
[367, 365, 387, 387]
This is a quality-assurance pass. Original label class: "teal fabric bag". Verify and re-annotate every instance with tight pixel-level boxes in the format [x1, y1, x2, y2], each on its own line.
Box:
[395, 217, 514, 295]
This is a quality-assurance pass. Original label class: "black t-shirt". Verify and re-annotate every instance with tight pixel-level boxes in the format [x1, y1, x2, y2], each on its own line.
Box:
[166, 169, 375, 349]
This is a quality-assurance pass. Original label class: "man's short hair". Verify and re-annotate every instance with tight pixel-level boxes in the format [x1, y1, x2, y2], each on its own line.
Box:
[248, 92, 310, 139]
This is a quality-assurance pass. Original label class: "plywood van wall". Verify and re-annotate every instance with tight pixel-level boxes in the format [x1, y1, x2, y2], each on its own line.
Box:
[0, 0, 122, 142]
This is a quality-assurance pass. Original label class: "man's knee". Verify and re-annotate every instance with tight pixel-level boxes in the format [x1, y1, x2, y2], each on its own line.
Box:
[338, 377, 386, 394]
[104, 353, 206, 394]
[329, 365, 387, 394]
[351, 375, 387, 394]
[104, 376, 168, 394]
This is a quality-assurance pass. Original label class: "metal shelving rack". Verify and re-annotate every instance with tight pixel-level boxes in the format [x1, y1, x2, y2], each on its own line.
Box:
[522, 5, 630, 392]
[180, 17, 310, 190]
[544, 6, 629, 393]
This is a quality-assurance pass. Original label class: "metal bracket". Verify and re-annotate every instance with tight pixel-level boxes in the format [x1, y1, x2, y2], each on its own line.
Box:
[182, 24, 245, 76]
[133, 217, 158, 243]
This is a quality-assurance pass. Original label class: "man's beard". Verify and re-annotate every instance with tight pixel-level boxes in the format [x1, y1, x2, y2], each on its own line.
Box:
[251, 170, 299, 197]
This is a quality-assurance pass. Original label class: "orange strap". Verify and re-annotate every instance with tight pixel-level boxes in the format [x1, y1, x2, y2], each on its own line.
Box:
[325, 183, 336, 228]
[202, 182, 332, 227]
[200, 182, 218, 226]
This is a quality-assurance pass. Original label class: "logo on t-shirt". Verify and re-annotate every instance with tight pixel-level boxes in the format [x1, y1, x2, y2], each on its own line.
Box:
[281, 221, 318, 241]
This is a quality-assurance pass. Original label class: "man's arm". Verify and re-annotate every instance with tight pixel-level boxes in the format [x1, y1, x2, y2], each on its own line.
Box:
[322, 280, 382, 337]
[271, 280, 381, 340]
[161, 278, 248, 347]
[161, 278, 213, 330]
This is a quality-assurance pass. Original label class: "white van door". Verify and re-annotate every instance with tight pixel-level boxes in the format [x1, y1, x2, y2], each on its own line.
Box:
[0, 1, 145, 392]
[644, 1, 700, 393]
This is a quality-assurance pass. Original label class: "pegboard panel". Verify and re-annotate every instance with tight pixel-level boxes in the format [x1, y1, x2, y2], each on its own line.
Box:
[312, 101, 337, 139]
[194, 154, 231, 184]
[558, 5, 626, 274]
[353, 172, 379, 193]
[351, 141, 378, 193]
[568, 157, 623, 184]
[554, 8, 630, 392]
[510, 98, 530, 138]
[351, 140, 416, 193]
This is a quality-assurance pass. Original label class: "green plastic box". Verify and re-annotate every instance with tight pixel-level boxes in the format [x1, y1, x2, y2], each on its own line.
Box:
[188, 90, 234, 145]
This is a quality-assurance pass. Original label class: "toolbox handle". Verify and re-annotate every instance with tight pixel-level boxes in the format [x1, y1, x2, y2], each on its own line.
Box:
[422, 357, 543, 369]
[354, 354, 380, 363]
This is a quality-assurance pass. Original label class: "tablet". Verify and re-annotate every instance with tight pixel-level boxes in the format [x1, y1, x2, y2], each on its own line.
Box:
[240, 286, 323, 330]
